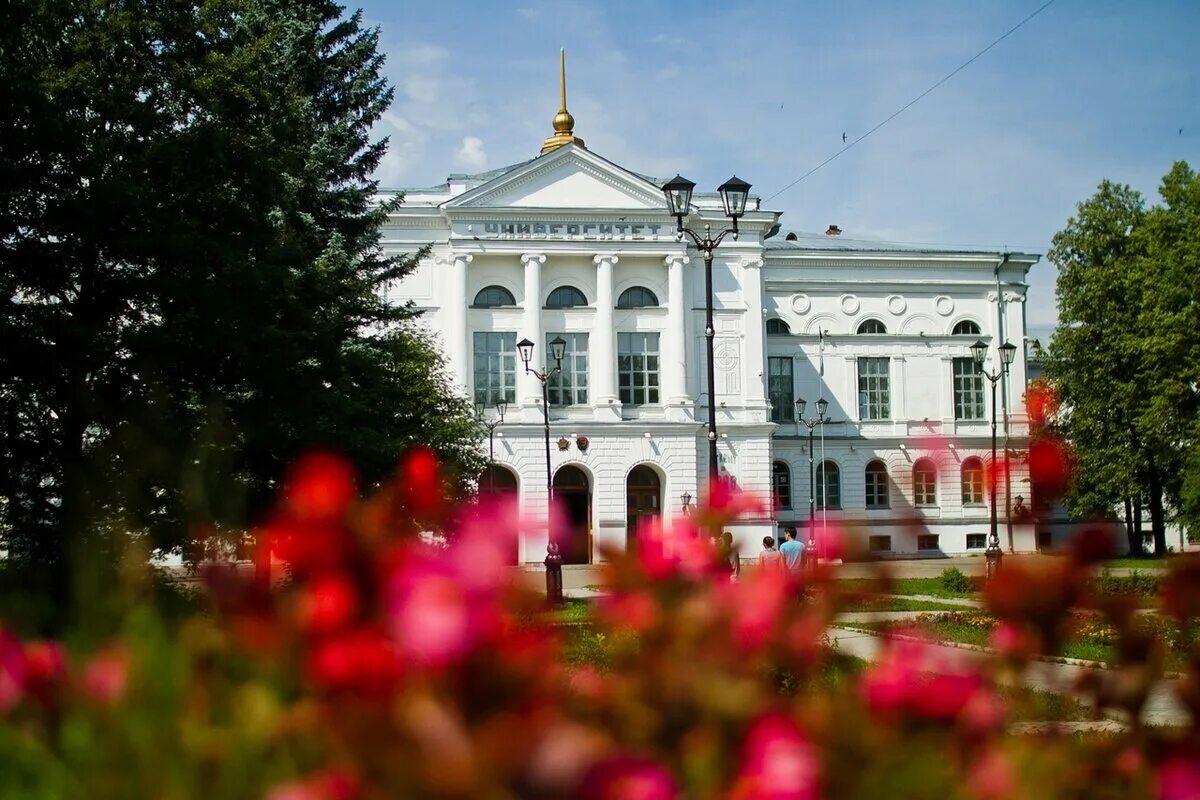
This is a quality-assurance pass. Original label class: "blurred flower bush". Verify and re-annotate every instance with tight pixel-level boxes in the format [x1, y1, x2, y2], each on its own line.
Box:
[0, 448, 1198, 799]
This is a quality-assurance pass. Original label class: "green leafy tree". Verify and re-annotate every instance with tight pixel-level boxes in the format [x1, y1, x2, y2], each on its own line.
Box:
[0, 0, 483, 617]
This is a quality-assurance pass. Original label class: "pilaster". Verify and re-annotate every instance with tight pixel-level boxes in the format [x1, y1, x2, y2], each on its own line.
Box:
[448, 253, 472, 395]
[592, 254, 621, 421]
[520, 253, 545, 421]
[665, 254, 690, 413]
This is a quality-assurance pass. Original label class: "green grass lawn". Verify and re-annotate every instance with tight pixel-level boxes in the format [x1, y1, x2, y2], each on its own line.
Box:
[836, 576, 983, 599]
[838, 596, 972, 613]
[1101, 557, 1172, 570]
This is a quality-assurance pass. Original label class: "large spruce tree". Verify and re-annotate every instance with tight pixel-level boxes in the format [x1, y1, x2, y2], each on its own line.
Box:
[0, 0, 481, 608]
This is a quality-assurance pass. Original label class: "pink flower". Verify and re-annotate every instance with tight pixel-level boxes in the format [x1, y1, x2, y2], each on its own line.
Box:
[1159, 756, 1200, 800]
[968, 747, 1014, 799]
[959, 689, 1007, 735]
[578, 756, 677, 800]
[265, 771, 358, 800]
[387, 548, 480, 668]
[0, 627, 27, 713]
[860, 637, 984, 722]
[732, 713, 821, 800]
[729, 566, 791, 652]
[632, 516, 716, 582]
[82, 646, 129, 706]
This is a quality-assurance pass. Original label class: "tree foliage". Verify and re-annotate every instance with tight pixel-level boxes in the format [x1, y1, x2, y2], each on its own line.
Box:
[0, 0, 483, 604]
[1047, 163, 1199, 552]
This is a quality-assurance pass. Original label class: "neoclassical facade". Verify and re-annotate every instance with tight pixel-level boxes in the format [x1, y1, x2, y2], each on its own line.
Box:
[380, 75, 1040, 563]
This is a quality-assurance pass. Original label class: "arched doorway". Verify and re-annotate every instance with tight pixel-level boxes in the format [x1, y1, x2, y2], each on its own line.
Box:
[478, 465, 519, 564]
[626, 465, 662, 546]
[553, 465, 591, 565]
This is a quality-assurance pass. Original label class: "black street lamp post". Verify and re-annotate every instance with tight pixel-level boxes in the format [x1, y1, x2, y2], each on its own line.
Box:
[518, 335, 567, 572]
[661, 175, 752, 489]
[971, 339, 1017, 580]
[475, 399, 508, 493]
[795, 396, 829, 560]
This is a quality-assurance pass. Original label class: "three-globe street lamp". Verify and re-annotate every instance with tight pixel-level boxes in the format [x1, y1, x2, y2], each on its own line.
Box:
[661, 174, 752, 489]
[475, 398, 507, 494]
[971, 338, 1018, 579]
[517, 335, 567, 539]
[795, 396, 830, 560]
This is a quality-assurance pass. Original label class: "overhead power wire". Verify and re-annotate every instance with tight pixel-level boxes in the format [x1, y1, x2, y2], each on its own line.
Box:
[763, 0, 1059, 203]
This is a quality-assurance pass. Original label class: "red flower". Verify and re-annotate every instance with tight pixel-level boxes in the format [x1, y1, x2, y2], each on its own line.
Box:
[578, 756, 677, 800]
[296, 573, 360, 634]
[284, 452, 358, 522]
[23, 640, 67, 704]
[732, 713, 821, 800]
[82, 646, 130, 706]
[1159, 755, 1200, 800]
[397, 446, 445, 519]
[307, 627, 400, 693]
[860, 637, 984, 722]
[0, 627, 27, 713]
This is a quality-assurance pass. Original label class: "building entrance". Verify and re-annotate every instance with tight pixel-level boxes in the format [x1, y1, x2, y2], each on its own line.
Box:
[553, 465, 591, 565]
[626, 465, 662, 547]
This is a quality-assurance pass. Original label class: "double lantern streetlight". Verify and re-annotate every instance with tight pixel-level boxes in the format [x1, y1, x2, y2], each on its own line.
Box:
[474, 398, 507, 494]
[517, 335, 567, 534]
[794, 396, 829, 555]
[661, 174, 752, 487]
[970, 338, 1017, 579]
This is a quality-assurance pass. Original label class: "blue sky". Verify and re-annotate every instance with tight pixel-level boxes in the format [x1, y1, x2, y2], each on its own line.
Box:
[357, 0, 1199, 338]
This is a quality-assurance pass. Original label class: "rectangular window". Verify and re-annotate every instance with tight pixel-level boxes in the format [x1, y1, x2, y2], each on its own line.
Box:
[865, 467, 889, 509]
[617, 333, 660, 406]
[546, 333, 589, 406]
[918, 534, 940, 551]
[966, 533, 987, 550]
[767, 357, 794, 423]
[868, 535, 892, 552]
[953, 357, 985, 420]
[473, 332, 517, 407]
[857, 357, 891, 420]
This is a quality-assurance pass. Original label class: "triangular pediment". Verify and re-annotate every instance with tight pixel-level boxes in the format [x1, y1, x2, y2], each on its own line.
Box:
[444, 145, 665, 211]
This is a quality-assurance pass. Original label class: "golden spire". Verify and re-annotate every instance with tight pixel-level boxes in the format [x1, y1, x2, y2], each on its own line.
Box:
[541, 49, 585, 154]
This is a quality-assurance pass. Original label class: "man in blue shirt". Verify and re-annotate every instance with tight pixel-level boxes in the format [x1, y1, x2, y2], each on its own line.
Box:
[778, 528, 805, 577]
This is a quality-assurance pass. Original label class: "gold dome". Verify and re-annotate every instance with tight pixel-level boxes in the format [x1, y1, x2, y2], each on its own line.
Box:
[541, 49, 585, 154]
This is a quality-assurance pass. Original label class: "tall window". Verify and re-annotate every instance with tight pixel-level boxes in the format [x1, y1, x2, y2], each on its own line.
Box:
[816, 461, 841, 509]
[952, 320, 981, 336]
[617, 333, 660, 406]
[953, 357, 985, 420]
[766, 318, 791, 335]
[767, 357, 794, 423]
[617, 287, 658, 308]
[913, 459, 937, 507]
[547, 333, 588, 406]
[545, 286, 587, 308]
[857, 357, 891, 420]
[961, 457, 985, 505]
[772, 461, 791, 510]
[856, 318, 887, 334]
[473, 332, 517, 406]
[473, 286, 515, 308]
[865, 460, 890, 509]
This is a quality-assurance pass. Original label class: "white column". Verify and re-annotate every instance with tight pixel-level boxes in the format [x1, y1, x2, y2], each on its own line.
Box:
[741, 258, 767, 409]
[665, 254, 690, 406]
[448, 253, 472, 395]
[592, 254, 620, 421]
[520, 253, 545, 416]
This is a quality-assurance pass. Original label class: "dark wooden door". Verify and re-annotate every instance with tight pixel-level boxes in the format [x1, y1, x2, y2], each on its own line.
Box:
[553, 466, 591, 565]
[626, 465, 661, 546]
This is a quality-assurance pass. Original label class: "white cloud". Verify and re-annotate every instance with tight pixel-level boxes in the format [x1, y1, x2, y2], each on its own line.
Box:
[453, 136, 488, 170]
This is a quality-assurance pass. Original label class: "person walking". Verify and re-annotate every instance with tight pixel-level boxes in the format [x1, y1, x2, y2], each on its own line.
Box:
[758, 536, 784, 573]
[778, 528, 806, 580]
[718, 531, 741, 582]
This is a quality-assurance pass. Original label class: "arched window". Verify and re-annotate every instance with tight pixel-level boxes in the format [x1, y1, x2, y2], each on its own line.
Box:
[766, 318, 792, 335]
[816, 461, 841, 509]
[545, 286, 587, 308]
[617, 287, 659, 308]
[857, 318, 887, 334]
[865, 460, 889, 509]
[961, 457, 985, 505]
[913, 459, 938, 507]
[473, 286, 515, 308]
[772, 461, 791, 510]
[952, 320, 981, 336]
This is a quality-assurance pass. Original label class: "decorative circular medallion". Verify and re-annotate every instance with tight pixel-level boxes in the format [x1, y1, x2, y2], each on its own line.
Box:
[791, 294, 811, 315]
[886, 294, 907, 315]
[840, 294, 860, 315]
[934, 295, 955, 317]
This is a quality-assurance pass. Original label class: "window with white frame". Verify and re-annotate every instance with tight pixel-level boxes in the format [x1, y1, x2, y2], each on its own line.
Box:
[953, 357, 985, 420]
[546, 332, 588, 406]
[857, 357, 891, 420]
[961, 457, 985, 505]
[772, 461, 791, 510]
[966, 533, 987, 550]
[767, 357, 794, 423]
[473, 332, 517, 407]
[918, 534, 940, 551]
[617, 333, 660, 406]
[913, 458, 938, 506]
[865, 460, 890, 509]
[816, 460, 841, 509]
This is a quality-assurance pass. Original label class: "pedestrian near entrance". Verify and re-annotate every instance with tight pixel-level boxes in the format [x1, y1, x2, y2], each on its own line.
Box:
[718, 531, 741, 582]
[758, 536, 784, 573]
[778, 528, 805, 579]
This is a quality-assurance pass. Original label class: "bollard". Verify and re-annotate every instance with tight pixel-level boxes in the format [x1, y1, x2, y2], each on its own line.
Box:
[544, 540, 563, 606]
[985, 543, 1003, 581]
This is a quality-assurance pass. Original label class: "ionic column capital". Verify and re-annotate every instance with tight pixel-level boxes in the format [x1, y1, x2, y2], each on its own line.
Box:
[521, 253, 546, 266]
[663, 254, 690, 268]
[452, 253, 474, 265]
[592, 253, 619, 266]
[741, 257, 764, 270]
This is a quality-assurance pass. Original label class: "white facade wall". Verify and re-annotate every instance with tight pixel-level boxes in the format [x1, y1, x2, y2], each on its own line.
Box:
[379, 143, 1040, 562]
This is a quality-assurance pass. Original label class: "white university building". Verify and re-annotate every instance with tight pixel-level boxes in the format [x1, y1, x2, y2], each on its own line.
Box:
[380, 62, 1042, 564]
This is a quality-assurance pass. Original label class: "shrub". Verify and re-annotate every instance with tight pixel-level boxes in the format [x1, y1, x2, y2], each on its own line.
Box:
[1093, 569, 1161, 597]
[939, 566, 973, 594]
